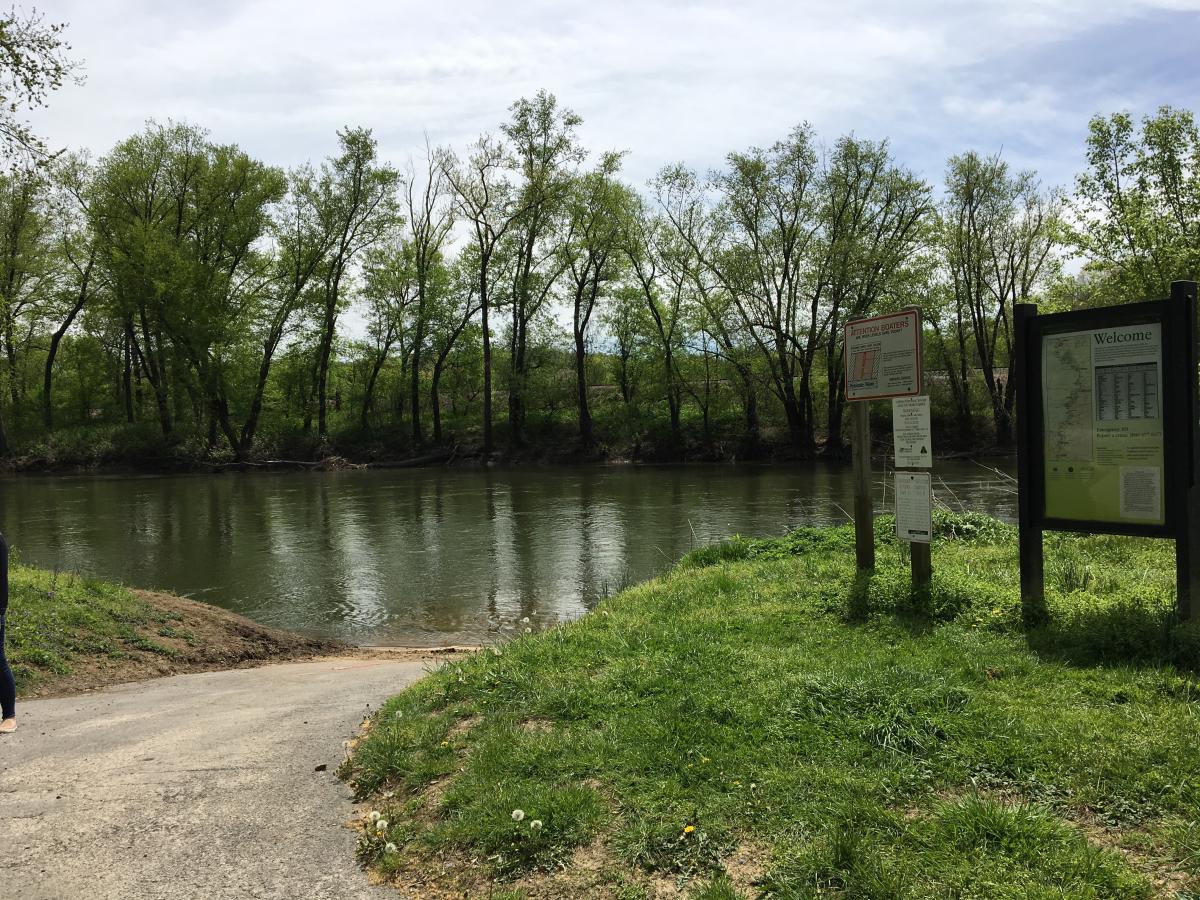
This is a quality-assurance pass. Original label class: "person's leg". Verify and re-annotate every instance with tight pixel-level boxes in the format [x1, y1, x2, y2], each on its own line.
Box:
[0, 613, 15, 731]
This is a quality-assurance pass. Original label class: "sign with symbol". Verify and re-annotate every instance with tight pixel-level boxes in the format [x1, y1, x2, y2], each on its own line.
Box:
[892, 395, 931, 468]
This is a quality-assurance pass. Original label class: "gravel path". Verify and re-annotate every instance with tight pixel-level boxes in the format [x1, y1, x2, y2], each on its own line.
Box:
[0, 657, 430, 899]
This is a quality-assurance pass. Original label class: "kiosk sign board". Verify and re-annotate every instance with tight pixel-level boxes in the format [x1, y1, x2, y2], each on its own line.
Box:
[1014, 281, 1200, 621]
[844, 309, 922, 401]
[1042, 323, 1165, 525]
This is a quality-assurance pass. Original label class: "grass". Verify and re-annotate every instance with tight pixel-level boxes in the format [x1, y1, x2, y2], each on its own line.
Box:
[342, 511, 1200, 898]
[5, 557, 180, 692]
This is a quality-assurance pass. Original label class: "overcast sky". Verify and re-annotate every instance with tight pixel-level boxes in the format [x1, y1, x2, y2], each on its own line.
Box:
[29, 0, 1200, 195]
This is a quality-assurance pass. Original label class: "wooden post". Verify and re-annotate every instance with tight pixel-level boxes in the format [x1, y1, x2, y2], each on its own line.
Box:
[852, 399, 874, 570]
[1172, 280, 1199, 621]
[911, 521, 931, 589]
[1014, 302, 1044, 621]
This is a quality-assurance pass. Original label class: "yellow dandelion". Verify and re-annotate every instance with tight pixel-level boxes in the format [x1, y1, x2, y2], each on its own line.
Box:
[683, 825, 695, 834]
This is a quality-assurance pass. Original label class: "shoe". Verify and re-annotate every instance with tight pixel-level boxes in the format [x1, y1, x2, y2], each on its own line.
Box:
[0, 719, 15, 734]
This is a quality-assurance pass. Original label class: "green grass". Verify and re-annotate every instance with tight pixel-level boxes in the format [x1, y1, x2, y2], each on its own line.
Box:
[5, 558, 180, 691]
[343, 512, 1200, 897]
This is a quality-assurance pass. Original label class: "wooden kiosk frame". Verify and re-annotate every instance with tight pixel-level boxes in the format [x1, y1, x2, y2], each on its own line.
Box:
[1013, 280, 1200, 621]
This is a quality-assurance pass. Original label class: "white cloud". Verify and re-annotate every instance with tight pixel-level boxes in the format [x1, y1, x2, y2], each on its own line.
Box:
[28, 0, 1200, 191]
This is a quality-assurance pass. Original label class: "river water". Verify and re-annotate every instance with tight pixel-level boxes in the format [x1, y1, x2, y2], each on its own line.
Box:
[0, 462, 1016, 645]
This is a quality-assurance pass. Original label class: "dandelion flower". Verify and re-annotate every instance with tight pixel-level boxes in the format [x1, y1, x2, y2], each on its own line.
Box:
[384, 842, 398, 854]
[683, 825, 695, 834]
[511, 809, 525, 822]
[376, 820, 388, 831]
[530, 820, 543, 830]
[524, 627, 533, 634]
[521, 617, 530, 624]
[441, 740, 450, 748]
[370, 811, 382, 822]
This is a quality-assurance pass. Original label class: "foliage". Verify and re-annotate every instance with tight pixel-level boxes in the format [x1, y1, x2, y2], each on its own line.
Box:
[0, 5, 81, 162]
[1071, 106, 1200, 302]
[0, 97, 1195, 465]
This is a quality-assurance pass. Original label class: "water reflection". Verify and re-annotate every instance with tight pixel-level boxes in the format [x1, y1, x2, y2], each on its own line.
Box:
[0, 462, 1017, 645]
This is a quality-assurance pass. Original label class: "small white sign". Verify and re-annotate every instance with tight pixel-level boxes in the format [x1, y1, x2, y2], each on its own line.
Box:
[895, 472, 932, 543]
[892, 396, 932, 468]
[844, 308, 922, 401]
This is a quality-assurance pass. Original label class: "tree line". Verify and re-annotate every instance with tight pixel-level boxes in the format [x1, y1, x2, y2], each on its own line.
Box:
[0, 93, 1196, 464]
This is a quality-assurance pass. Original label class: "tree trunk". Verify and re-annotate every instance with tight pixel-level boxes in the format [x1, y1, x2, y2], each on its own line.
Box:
[122, 322, 135, 424]
[480, 261, 493, 456]
[743, 381, 759, 453]
[410, 289, 425, 446]
[574, 328, 592, 447]
[42, 292, 89, 429]
[361, 349, 389, 432]
[315, 300, 336, 440]
[430, 361, 445, 443]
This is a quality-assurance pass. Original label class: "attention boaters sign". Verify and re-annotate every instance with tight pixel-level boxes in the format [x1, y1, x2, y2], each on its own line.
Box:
[844, 309, 922, 401]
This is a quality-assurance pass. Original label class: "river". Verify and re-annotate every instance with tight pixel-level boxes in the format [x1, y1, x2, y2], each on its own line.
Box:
[0, 461, 1016, 645]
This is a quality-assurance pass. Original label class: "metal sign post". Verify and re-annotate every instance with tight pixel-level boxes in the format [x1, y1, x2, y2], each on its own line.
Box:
[1015, 280, 1199, 621]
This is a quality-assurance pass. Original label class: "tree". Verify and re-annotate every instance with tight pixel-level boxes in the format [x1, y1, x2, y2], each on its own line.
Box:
[359, 237, 416, 431]
[42, 151, 97, 428]
[0, 162, 53, 444]
[658, 127, 822, 453]
[624, 201, 692, 452]
[428, 249, 480, 443]
[402, 146, 454, 445]
[0, 6, 81, 163]
[1072, 106, 1200, 300]
[310, 127, 401, 440]
[440, 134, 524, 456]
[816, 137, 932, 454]
[561, 152, 628, 446]
[236, 165, 335, 458]
[502, 91, 584, 447]
[941, 151, 1058, 446]
[90, 121, 287, 448]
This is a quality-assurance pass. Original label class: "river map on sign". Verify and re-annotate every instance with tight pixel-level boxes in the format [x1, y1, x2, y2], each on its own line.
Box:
[1043, 332, 1094, 463]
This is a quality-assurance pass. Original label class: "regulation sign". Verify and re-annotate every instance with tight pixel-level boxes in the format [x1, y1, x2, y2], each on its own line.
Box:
[892, 395, 932, 468]
[895, 472, 933, 543]
[844, 309, 922, 401]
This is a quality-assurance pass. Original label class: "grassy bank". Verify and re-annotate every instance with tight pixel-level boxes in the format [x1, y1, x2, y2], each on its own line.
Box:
[342, 513, 1200, 898]
[5, 559, 341, 697]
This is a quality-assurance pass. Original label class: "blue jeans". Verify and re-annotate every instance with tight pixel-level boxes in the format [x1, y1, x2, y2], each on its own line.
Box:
[0, 614, 14, 720]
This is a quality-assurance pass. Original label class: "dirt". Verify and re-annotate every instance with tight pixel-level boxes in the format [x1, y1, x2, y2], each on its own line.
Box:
[20, 587, 478, 700]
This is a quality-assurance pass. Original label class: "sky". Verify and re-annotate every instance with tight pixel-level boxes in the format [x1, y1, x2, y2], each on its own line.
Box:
[28, 0, 1200, 196]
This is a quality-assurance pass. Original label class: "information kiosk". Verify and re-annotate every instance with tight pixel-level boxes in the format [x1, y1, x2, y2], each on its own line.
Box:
[1013, 281, 1200, 621]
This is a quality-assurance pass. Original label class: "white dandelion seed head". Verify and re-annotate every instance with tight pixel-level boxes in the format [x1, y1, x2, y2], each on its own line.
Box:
[521, 617, 530, 624]
[524, 627, 532, 634]
[370, 811, 382, 822]
[530, 819, 543, 830]
[511, 809, 525, 822]
[376, 820, 388, 831]
[384, 842, 398, 854]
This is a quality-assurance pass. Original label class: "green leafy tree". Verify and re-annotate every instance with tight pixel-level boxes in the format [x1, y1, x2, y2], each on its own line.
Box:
[1072, 106, 1200, 300]
[560, 151, 629, 447]
[0, 6, 81, 163]
[309, 127, 401, 440]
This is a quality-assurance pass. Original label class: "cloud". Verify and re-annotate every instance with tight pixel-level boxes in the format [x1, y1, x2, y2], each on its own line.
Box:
[28, 0, 1200, 195]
